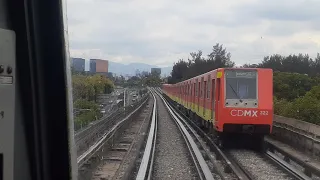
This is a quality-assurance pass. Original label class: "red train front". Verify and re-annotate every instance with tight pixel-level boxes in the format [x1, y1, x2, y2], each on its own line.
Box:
[162, 68, 273, 150]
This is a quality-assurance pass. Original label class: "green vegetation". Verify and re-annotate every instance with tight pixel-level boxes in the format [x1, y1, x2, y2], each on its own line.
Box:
[73, 99, 102, 128]
[72, 74, 114, 102]
[273, 73, 320, 125]
[124, 70, 163, 87]
[72, 73, 115, 130]
[168, 43, 320, 125]
[168, 43, 234, 84]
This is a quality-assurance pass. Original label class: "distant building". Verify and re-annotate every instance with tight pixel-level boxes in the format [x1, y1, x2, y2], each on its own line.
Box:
[90, 59, 109, 75]
[71, 58, 85, 72]
[151, 68, 161, 76]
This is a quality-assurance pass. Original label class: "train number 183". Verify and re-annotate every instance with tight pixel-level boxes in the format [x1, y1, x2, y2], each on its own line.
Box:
[260, 111, 268, 116]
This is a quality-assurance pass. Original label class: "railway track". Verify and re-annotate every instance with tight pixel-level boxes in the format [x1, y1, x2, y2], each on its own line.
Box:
[75, 87, 318, 180]
[136, 89, 216, 180]
[155, 88, 313, 180]
[77, 95, 149, 174]
[90, 97, 154, 180]
[75, 95, 148, 156]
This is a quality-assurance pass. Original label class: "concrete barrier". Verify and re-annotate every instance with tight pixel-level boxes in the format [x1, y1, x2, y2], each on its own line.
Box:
[272, 115, 320, 159]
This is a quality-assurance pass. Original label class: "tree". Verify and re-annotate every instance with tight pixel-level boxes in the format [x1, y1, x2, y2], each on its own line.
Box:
[72, 74, 114, 102]
[207, 43, 234, 69]
[273, 72, 313, 101]
[168, 43, 235, 84]
[311, 53, 320, 76]
[72, 74, 115, 130]
[168, 59, 188, 84]
[73, 99, 102, 130]
[258, 53, 320, 76]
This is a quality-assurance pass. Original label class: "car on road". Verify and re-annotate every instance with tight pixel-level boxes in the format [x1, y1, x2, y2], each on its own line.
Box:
[109, 100, 113, 104]
[100, 110, 106, 114]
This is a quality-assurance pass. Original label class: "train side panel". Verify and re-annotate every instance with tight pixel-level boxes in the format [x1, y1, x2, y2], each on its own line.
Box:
[162, 68, 273, 135]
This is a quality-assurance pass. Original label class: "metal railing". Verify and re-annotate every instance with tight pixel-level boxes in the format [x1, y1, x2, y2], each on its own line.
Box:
[75, 93, 149, 156]
[77, 93, 150, 167]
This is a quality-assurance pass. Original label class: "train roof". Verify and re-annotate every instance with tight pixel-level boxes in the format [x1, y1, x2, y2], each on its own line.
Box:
[163, 67, 273, 86]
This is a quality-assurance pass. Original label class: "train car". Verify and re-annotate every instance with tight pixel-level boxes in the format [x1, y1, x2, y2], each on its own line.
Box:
[162, 68, 273, 150]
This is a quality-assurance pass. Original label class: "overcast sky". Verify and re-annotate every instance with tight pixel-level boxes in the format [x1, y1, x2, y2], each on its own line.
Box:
[67, 0, 320, 67]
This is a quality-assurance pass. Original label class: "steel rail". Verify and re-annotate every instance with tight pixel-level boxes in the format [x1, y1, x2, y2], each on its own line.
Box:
[136, 89, 157, 180]
[155, 90, 215, 180]
[265, 151, 311, 180]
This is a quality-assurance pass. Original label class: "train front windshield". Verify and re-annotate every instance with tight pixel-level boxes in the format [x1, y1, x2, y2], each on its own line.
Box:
[225, 70, 257, 100]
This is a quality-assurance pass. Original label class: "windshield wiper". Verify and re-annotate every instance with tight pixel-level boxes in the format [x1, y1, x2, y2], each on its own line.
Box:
[228, 84, 243, 103]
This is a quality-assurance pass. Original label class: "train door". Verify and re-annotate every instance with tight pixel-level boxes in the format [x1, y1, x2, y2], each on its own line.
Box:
[198, 81, 201, 112]
[184, 84, 186, 106]
[185, 84, 188, 107]
[215, 78, 221, 123]
[180, 85, 183, 104]
[195, 79, 198, 111]
[193, 82, 196, 110]
[189, 82, 192, 109]
[187, 83, 190, 108]
[182, 84, 184, 106]
[201, 77, 204, 115]
[203, 80, 207, 117]
[207, 75, 211, 119]
[212, 78, 216, 121]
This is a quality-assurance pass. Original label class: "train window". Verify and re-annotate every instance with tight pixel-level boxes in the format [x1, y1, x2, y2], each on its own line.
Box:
[198, 81, 200, 97]
[198, 82, 201, 97]
[182, 85, 184, 95]
[195, 80, 198, 96]
[186, 84, 188, 95]
[181, 85, 183, 95]
[212, 79, 215, 102]
[204, 81, 207, 98]
[225, 70, 257, 99]
[200, 82, 202, 97]
[185, 85, 187, 95]
[207, 77, 211, 99]
[200, 83, 201, 97]
[183, 85, 185, 95]
[193, 83, 194, 96]
[186, 84, 187, 95]
[201, 77, 204, 97]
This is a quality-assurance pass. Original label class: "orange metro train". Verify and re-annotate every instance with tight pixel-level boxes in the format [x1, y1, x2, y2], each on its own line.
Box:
[162, 68, 273, 149]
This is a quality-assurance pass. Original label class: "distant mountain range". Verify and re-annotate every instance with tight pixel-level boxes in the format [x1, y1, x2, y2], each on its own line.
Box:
[108, 61, 172, 77]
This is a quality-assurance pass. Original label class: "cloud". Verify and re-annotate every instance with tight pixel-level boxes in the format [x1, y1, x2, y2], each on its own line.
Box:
[66, 0, 320, 67]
